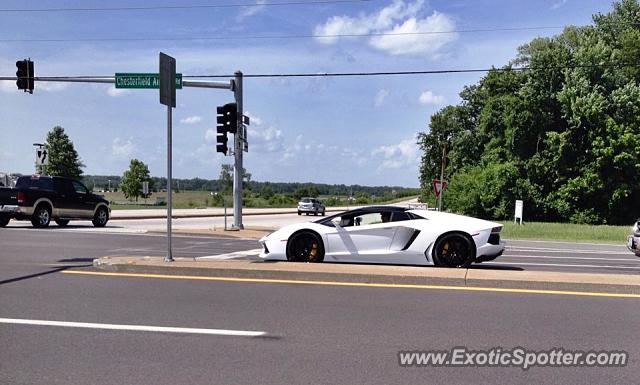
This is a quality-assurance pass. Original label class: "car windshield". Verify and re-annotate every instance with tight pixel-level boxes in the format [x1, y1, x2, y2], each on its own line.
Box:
[300, 198, 312, 203]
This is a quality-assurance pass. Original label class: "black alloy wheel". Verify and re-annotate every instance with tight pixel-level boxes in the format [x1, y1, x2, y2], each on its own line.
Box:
[433, 234, 474, 268]
[286, 231, 324, 263]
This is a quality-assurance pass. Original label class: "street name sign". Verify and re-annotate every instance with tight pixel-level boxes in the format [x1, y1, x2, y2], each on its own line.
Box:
[115, 73, 182, 89]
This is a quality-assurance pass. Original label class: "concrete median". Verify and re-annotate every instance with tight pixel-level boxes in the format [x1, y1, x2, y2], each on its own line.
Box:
[87, 256, 640, 295]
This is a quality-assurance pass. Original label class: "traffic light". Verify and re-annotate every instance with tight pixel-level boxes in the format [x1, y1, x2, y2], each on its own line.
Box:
[216, 102, 238, 134]
[16, 59, 34, 93]
[216, 125, 228, 154]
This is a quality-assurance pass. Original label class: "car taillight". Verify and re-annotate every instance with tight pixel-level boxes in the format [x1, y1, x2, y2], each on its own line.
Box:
[17, 191, 25, 204]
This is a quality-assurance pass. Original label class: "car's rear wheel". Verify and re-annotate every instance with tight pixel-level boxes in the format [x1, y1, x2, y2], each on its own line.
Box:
[31, 204, 51, 228]
[432, 233, 474, 268]
[92, 206, 109, 227]
[0, 215, 10, 227]
[55, 219, 70, 227]
[286, 231, 324, 263]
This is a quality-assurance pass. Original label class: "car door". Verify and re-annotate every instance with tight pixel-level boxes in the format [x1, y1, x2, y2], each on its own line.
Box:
[52, 178, 74, 217]
[326, 211, 397, 262]
[70, 180, 95, 218]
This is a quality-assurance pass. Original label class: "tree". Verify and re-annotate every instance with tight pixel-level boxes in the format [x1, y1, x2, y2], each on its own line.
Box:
[218, 164, 251, 193]
[120, 159, 152, 202]
[42, 126, 84, 178]
[418, 0, 640, 224]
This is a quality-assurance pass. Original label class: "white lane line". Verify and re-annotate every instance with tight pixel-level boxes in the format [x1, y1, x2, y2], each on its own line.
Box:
[485, 261, 640, 270]
[507, 247, 627, 255]
[0, 318, 266, 337]
[198, 248, 262, 260]
[500, 254, 640, 262]
[505, 239, 628, 247]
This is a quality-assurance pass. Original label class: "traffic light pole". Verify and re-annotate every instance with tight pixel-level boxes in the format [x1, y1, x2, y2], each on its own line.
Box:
[232, 71, 244, 229]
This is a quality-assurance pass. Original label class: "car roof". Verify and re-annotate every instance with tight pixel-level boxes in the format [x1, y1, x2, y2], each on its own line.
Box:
[314, 205, 410, 224]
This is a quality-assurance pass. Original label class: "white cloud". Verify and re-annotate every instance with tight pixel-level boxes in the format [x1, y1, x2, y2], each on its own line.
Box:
[0, 81, 15, 93]
[237, 0, 266, 21]
[374, 89, 390, 107]
[313, 0, 457, 56]
[371, 134, 420, 169]
[369, 12, 457, 56]
[0, 80, 68, 93]
[418, 90, 445, 105]
[112, 137, 134, 158]
[106, 87, 130, 97]
[550, 0, 568, 10]
[204, 128, 217, 143]
[180, 116, 202, 125]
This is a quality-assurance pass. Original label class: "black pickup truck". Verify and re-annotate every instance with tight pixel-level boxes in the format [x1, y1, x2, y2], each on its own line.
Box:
[0, 175, 110, 228]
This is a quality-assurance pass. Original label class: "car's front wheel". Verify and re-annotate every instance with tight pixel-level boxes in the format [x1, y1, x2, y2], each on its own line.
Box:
[92, 206, 109, 227]
[286, 231, 324, 263]
[432, 233, 475, 268]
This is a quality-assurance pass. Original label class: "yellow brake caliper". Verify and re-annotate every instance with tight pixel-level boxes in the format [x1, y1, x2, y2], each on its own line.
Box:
[443, 242, 449, 255]
[310, 242, 318, 258]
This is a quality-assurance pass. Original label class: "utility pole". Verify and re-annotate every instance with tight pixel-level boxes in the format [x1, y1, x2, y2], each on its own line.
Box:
[232, 71, 244, 229]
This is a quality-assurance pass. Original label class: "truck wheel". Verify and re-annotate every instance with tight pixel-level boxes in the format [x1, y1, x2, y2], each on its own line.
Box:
[31, 204, 51, 228]
[0, 215, 10, 227]
[92, 206, 109, 227]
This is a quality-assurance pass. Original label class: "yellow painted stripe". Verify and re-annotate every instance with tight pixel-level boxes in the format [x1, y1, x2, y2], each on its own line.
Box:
[60, 270, 640, 299]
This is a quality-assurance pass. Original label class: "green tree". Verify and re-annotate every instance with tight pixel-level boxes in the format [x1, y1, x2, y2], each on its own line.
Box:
[42, 126, 84, 177]
[418, 0, 640, 224]
[120, 159, 152, 202]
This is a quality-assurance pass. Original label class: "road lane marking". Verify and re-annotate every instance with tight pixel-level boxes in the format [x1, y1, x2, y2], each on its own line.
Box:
[506, 247, 628, 255]
[0, 318, 266, 337]
[500, 254, 640, 262]
[486, 261, 640, 270]
[61, 270, 640, 298]
[198, 248, 262, 260]
[505, 239, 629, 247]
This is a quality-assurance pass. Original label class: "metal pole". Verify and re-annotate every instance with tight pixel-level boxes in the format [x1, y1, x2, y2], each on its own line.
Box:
[224, 197, 227, 230]
[232, 71, 244, 229]
[165, 105, 174, 262]
[438, 143, 446, 211]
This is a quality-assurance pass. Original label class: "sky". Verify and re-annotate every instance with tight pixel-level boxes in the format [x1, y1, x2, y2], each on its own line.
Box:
[0, 0, 614, 187]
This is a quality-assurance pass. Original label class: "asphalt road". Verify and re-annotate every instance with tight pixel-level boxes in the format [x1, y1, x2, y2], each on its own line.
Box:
[2, 227, 638, 274]
[0, 249, 638, 384]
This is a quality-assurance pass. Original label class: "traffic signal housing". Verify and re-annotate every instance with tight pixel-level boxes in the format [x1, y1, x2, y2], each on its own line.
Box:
[16, 59, 34, 93]
[216, 125, 228, 154]
[216, 102, 238, 134]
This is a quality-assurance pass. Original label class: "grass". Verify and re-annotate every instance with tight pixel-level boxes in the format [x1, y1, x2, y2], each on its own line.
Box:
[499, 221, 631, 244]
[102, 190, 420, 210]
[103, 191, 216, 210]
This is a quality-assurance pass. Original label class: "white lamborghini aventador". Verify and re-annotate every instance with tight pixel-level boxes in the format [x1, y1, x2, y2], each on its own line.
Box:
[259, 206, 506, 267]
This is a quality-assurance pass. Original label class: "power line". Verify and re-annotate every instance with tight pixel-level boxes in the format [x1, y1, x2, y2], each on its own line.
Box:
[13, 62, 639, 80]
[188, 62, 640, 78]
[0, 0, 372, 12]
[0, 26, 568, 43]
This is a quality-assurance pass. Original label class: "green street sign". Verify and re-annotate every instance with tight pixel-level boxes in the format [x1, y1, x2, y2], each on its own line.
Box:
[115, 73, 183, 89]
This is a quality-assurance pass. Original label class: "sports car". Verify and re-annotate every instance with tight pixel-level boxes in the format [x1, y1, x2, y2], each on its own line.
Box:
[627, 218, 640, 257]
[258, 205, 506, 267]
